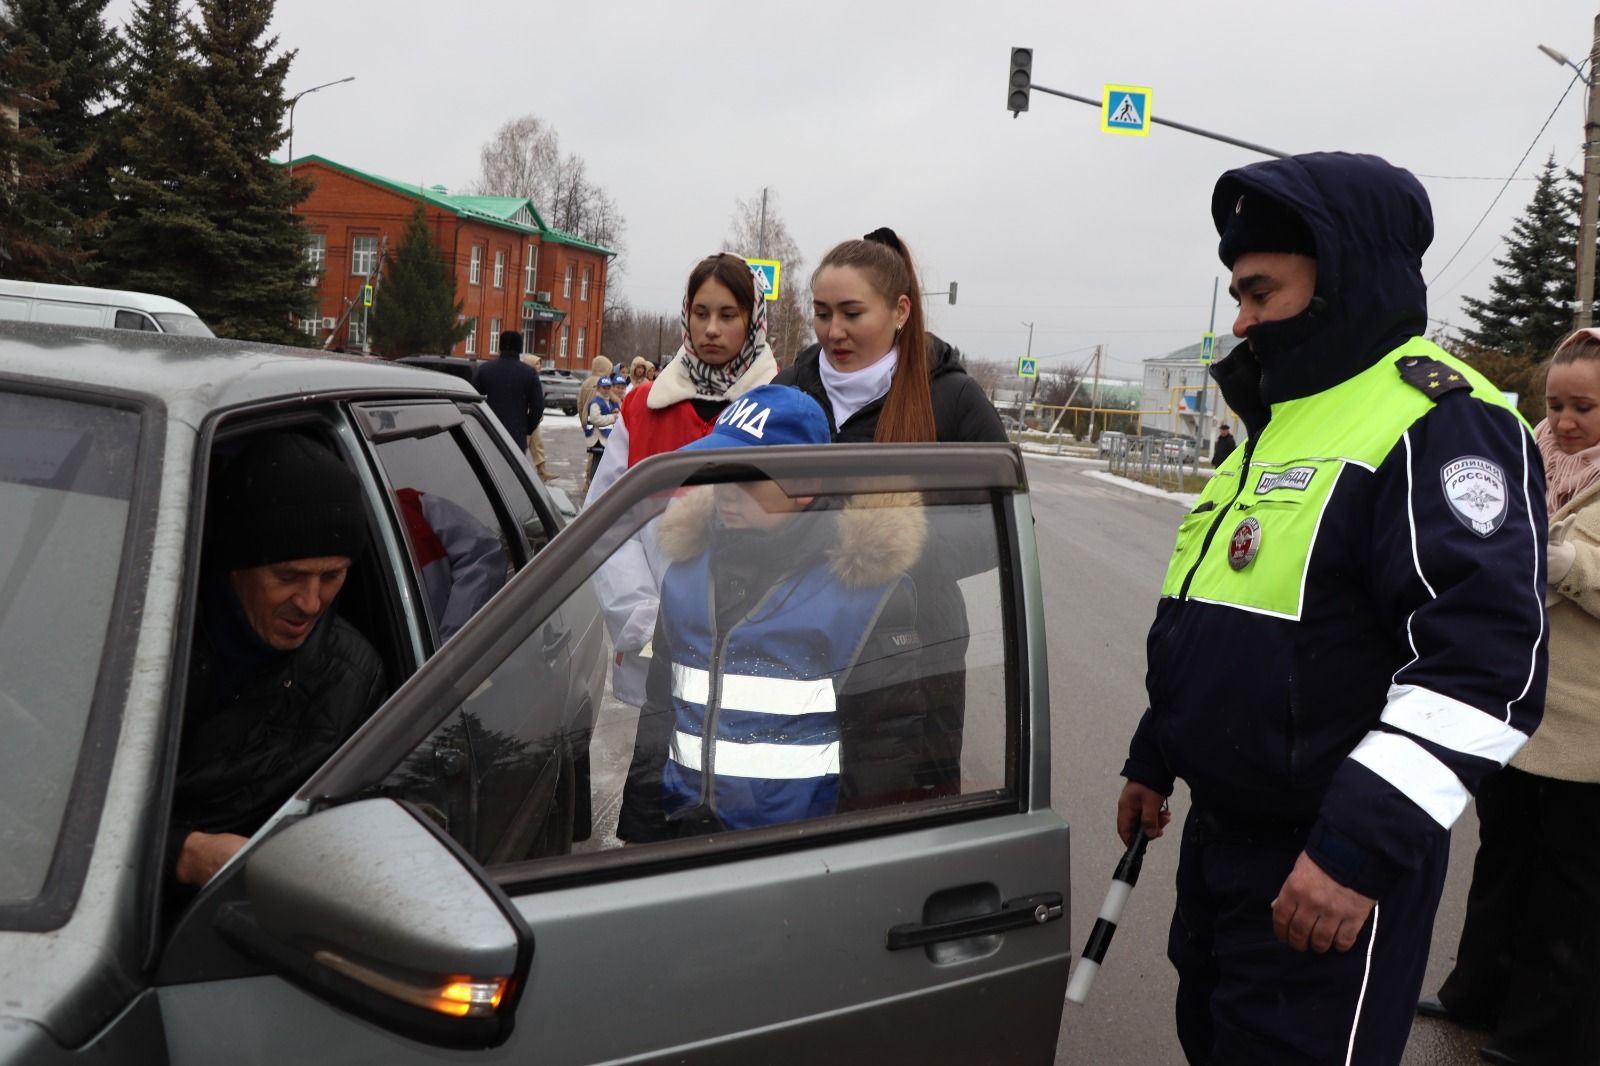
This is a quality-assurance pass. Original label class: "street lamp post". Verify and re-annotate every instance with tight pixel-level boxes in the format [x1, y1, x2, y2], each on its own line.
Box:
[1540, 20, 1600, 328]
[286, 76, 355, 180]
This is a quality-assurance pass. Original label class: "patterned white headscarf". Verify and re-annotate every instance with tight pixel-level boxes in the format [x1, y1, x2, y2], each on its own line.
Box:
[676, 254, 770, 399]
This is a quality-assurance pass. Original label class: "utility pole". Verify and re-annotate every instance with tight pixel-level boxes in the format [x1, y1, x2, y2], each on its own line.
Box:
[1581, 16, 1600, 328]
[757, 187, 769, 259]
[1088, 345, 1104, 440]
[1022, 321, 1036, 424]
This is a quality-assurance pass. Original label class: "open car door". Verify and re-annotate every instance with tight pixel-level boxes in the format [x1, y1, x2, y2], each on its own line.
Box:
[157, 443, 1071, 1065]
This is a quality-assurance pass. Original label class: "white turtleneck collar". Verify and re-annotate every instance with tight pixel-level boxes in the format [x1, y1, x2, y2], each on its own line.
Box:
[818, 346, 898, 430]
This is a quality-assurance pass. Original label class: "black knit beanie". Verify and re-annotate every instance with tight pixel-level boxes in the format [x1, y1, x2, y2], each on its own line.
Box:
[211, 433, 367, 570]
[1218, 191, 1317, 268]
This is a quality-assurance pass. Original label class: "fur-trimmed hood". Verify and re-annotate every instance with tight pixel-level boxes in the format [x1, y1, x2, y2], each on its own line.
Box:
[657, 487, 927, 589]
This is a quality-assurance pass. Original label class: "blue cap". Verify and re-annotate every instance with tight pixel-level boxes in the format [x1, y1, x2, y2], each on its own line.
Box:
[600, 375, 622, 387]
[679, 384, 832, 452]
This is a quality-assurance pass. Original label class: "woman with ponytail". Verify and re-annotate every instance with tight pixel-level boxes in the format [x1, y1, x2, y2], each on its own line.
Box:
[773, 228, 1004, 806]
[774, 228, 1004, 444]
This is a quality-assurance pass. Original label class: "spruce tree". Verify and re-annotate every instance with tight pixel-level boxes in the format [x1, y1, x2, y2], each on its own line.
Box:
[369, 204, 473, 358]
[0, 0, 117, 280]
[1460, 156, 1577, 359]
[100, 0, 313, 343]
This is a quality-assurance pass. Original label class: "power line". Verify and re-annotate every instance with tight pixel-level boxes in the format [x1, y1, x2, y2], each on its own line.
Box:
[1426, 71, 1584, 287]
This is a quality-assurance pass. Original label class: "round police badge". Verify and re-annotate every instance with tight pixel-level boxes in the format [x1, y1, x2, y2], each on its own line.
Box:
[1228, 517, 1261, 570]
[1440, 456, 1507, 538]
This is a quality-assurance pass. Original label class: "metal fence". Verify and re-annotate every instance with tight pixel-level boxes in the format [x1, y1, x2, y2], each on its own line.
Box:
[1105, 433, 1201, 492]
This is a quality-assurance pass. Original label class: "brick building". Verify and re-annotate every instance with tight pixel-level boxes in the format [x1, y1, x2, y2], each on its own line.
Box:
[290, 155, 615, 367]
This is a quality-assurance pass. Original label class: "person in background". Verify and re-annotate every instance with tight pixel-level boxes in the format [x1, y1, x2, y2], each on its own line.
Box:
[1210, 423, 1237, 467]
[577, 354, 614, 440]
[627, 356, 651, 394]
[472, 330, 542, 454]
[1420, 327, 1600, 1066]
[583, 374, 620, 497]
[522, 349, 558, 483]
[584, 253, 778, 707]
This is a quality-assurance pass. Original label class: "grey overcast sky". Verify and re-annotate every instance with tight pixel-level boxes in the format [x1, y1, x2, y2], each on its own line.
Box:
[107, 0, 1600, 378]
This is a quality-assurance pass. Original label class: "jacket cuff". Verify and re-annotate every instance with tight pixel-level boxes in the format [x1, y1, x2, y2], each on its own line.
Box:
[1304, 820, 1402, 900]
[1120, 759, 1174, 796]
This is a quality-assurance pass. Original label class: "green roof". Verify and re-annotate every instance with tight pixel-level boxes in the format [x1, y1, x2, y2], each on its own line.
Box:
[291, 155, 616, 256]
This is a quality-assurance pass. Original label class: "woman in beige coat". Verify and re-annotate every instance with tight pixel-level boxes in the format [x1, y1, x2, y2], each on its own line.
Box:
[1423, 328, 1600, 1066]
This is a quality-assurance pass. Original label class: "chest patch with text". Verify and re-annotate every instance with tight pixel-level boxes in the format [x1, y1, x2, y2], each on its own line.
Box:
[1254, 466, 1317, 494]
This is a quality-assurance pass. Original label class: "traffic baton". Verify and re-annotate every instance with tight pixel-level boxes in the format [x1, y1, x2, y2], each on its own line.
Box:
[1065, 830, 1151, 1005]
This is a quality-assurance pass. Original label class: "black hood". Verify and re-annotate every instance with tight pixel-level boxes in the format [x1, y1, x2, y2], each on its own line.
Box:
[1209, 152, 1433, 416]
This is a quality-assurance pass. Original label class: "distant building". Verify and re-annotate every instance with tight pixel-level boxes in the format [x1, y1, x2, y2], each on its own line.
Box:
[291, 155, 615, 366]
[1141, 334, 1243, 443]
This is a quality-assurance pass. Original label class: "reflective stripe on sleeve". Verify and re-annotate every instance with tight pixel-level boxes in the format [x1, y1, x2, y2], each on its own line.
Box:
[1379, 684, 1529, 765]
[670, 729, 840, 780]
[672, 663, 836, 716]
[1348, 731, 1471, 828]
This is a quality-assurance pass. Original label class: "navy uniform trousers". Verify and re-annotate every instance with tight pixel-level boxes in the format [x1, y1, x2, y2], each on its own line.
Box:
[1169, 806, 1448, 1066]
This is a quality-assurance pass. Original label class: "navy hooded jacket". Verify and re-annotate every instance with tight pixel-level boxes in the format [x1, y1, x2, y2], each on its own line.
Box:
[474, 353, 543, 452]
[1123, 153, 1548, 899]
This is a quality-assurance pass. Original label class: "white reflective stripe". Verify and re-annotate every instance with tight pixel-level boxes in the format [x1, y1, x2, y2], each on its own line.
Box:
[670, 730, 839, 780]
[1343, 904, 1378, 1066]
[1380, 684, 1529, 765]
[671, 663, 836, 716]
[1348, 732, 1470, 828]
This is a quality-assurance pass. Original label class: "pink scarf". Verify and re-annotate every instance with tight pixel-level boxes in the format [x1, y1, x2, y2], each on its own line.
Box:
[1536, 418, 1600, 514]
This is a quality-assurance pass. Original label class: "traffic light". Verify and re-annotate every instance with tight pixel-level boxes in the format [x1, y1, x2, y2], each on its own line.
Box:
[1008, 47, 1032, 115]
[947, 281, 959, 306]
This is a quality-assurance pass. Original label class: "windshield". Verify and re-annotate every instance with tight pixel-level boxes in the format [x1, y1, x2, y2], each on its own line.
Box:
[0, 391, 142, 904]
[153, 312, 214, 337]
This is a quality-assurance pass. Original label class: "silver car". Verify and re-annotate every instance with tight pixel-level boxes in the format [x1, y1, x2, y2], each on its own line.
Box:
[1, 323, 1072, 1063]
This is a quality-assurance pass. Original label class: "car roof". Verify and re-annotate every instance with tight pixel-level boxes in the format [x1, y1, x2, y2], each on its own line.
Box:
[0, 322, 478, 416]
[0, 279, 204, 317]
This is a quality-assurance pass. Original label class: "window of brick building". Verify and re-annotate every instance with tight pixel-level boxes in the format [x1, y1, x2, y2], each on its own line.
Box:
[493, 250, 506, 289]
[489, 318, 502, 354]
[465, 318, 478, 355]
[524, 244, 538, 293]
[563, 263, 574, 299]
[559, 324, 569, 360]
[350, 235, 377, 277]
[470, 246, 483, 286]
[580, 268, 591, 302]
[304, 234, 326, 284]
[577, 327, 586, 362]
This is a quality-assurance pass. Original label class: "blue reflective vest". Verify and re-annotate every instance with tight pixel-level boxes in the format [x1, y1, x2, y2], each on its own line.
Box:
[658, 547, 901, 830]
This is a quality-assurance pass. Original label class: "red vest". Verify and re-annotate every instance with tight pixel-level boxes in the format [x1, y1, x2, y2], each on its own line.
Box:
[623, 383, 720, 467]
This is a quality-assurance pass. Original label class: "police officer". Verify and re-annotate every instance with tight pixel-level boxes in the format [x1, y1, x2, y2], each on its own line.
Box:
[1116, 153, 1548, 1066]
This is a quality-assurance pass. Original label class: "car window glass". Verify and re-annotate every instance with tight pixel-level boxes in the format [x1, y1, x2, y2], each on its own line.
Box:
[370, 430, 519, 646]
[462, 416, 552, 554]
[365, 476, 1016, 871]
[0, 392, 140, 903]
[113, 309, 157, 331]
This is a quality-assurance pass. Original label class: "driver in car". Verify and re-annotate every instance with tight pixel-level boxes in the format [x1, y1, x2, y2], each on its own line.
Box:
[166, 432, 387, 896]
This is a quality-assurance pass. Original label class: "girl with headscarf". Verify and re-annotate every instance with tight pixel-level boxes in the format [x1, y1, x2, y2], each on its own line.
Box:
[585, 254, 778, 710]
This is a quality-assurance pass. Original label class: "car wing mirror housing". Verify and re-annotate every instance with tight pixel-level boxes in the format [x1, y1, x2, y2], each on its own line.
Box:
[215, 798, 531, 1050]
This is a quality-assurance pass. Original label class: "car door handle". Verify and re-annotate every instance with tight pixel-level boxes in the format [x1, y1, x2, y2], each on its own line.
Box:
[885, 892, 1064, 950]
[540, 627, 571, 661]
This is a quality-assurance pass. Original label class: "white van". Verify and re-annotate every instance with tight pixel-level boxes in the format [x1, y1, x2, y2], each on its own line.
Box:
[0, 280, 214, 336]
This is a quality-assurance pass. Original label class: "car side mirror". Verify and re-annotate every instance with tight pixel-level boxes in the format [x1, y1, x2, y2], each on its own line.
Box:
[215, 798, 530, 1049]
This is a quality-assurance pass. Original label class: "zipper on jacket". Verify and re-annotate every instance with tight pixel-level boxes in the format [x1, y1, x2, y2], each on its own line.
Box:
[1177, 437, 1258, 602]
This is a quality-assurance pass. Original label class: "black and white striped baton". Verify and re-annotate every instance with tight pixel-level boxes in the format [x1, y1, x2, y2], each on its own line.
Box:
[1065, 830, 1151, 1005]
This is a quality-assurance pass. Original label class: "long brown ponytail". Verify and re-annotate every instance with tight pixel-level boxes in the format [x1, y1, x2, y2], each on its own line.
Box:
[814, 231, 937, 443]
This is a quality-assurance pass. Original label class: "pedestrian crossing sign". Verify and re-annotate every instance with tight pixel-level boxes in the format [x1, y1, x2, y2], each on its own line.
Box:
[1200, 332, 1216, 363]
[1101, 84, 1152, 137]
[1019, 357, 1038, 379]
[747, 259, 782, 301]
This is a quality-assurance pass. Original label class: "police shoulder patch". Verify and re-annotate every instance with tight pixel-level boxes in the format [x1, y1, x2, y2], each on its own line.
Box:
[1440, 455, 1507, 537]
[1397, 356, 1472, 400]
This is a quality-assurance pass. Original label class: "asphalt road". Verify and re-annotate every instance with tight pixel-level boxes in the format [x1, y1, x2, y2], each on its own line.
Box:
[535, 414, 1487, 1064]
[1024, 452, 1485, 1066]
